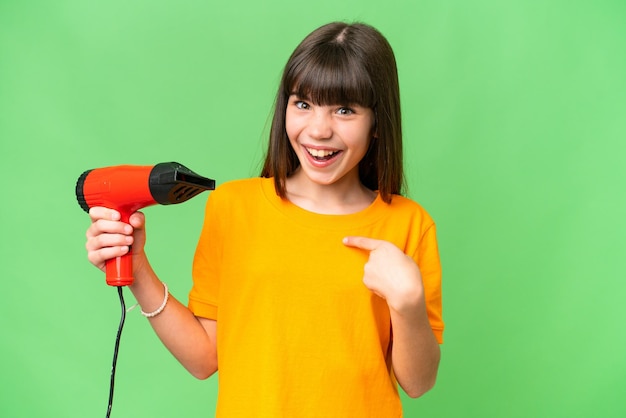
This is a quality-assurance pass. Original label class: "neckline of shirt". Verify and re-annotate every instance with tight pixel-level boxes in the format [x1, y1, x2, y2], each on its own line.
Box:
[258, 177, 389, 230]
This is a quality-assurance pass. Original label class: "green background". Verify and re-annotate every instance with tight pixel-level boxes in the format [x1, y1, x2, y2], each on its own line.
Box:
[1, 0, 625, 417]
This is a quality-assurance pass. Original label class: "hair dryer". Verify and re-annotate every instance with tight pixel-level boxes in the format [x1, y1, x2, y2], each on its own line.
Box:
[76, 162, 215, 286]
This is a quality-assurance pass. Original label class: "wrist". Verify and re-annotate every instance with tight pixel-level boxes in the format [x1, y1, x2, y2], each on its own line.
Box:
[140, 282, 169, 318]
[128, 254, 152, 284]
[127, 259, 157, 294]
[388, 288, 426, 320]
[127, 270, 170, 317]
[386, 273, 425, 315]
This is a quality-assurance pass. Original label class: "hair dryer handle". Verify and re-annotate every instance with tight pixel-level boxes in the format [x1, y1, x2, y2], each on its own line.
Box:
[105, 253, 134, 286]
[105, 211, 134, 286]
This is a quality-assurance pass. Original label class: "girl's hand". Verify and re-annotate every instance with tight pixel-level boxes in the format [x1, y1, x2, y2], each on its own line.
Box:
[343, 236, 424, 315]
[85, 207, 147, 273]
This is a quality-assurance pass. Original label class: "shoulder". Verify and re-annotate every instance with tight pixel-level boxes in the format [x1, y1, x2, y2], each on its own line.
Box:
[208, 177, 266, 202]
[385, 195, 440, 262]
[206, 177, 274, 214]
[201, 178, 281, 232]
[375, 194, 438, 245]
[212, 177, 265, 195]
[386, 194, 435, 226]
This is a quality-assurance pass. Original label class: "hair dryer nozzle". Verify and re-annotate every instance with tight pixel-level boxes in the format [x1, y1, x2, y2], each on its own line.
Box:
[149, 162, 215, 205]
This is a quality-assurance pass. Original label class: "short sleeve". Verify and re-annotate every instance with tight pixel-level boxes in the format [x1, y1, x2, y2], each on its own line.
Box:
[414, 222, 444, 343]
[188, 190, 224, 320]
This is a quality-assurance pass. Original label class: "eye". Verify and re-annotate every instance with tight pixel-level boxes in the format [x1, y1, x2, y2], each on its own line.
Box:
[337, 107, 355, 116]
[295, 100, 310, 110]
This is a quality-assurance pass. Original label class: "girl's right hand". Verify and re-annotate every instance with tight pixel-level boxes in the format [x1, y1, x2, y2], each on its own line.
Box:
[85, 207, 148, 273]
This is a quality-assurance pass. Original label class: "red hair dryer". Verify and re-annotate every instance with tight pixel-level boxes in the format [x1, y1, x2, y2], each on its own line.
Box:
[75, 162, 215, 286]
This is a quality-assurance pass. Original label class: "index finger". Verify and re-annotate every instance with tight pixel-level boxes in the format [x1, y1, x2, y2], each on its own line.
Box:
[88, 206, 121, 222]
[342, 236, 384, 251]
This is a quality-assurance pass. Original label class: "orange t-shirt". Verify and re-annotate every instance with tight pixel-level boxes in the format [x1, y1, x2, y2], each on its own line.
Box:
[189, 177, 443, 417]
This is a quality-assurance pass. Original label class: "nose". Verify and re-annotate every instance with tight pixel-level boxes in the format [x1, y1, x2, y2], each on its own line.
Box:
[309, 110, 333, 140]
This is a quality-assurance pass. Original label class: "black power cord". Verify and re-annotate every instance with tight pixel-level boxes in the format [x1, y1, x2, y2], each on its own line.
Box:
[106, 286, 127, 418]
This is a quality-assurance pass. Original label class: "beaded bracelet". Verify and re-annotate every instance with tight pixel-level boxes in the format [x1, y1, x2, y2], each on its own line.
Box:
[141, 282, 169, 318]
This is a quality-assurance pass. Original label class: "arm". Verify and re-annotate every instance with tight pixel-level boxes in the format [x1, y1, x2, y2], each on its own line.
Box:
[342, 236, 440, 398]
[387, 294, 440, 398]
[86, 207, 218, 379]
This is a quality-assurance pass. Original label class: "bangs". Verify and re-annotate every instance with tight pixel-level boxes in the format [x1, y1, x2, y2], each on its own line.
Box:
[285, 44, 376, 108]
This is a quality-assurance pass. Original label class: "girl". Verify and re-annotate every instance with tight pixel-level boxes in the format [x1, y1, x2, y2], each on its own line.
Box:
[86, 21, 443, 417]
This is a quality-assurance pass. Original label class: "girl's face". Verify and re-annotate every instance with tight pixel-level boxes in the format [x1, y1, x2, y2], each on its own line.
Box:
[285, 94, 375, 189]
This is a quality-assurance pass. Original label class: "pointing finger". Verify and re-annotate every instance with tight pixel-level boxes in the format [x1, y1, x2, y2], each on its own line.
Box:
[342, 236, 383, 251]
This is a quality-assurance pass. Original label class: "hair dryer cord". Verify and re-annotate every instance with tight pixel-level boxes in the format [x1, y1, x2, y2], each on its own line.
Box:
[106, 286, 127, 418]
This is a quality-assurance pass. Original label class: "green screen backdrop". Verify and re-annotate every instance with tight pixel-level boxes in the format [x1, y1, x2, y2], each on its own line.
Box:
[1, 1, 625, 417]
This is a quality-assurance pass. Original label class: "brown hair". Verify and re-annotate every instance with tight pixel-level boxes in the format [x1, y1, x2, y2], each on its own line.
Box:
[260, 22, 404, 203]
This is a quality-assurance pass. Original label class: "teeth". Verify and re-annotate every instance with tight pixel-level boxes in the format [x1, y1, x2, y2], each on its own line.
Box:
[306, 148, 338, 158]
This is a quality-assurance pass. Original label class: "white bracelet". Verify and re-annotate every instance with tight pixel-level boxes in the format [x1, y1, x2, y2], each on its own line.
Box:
[141, 282, 169, 318]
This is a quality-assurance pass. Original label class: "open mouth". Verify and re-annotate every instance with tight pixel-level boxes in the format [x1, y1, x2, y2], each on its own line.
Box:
[305, 147, 341, 161]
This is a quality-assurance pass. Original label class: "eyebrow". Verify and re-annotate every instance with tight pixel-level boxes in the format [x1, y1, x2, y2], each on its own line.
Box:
[289, 92, 308, 100]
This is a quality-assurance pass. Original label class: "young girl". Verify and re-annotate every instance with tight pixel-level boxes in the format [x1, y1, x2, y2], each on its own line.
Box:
[86, 21, 443, 417]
